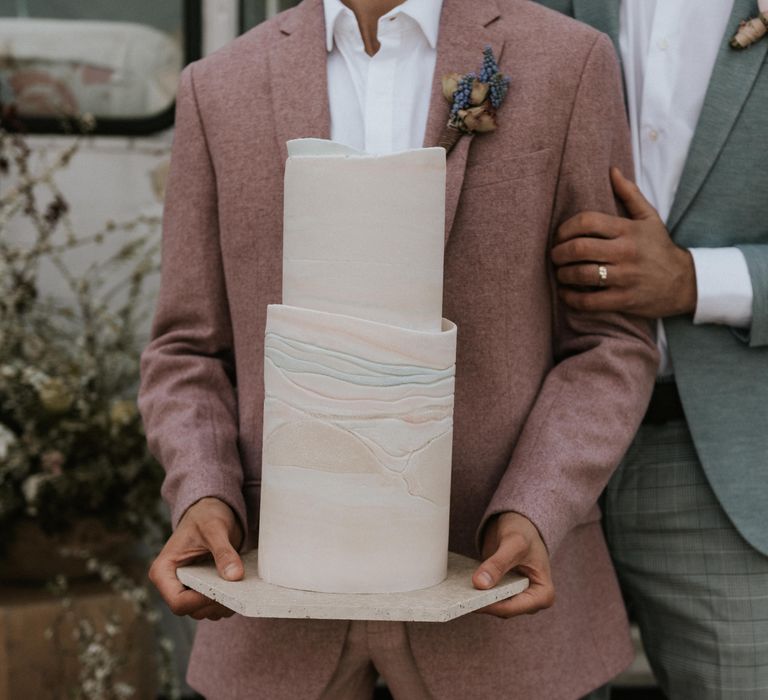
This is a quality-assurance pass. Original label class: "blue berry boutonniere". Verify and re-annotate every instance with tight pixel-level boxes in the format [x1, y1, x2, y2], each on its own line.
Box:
[439, 46, 510, 153]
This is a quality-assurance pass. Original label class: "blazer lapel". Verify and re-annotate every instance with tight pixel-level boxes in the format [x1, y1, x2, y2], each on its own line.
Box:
[270, 0, 330, 166]
[422, 0, 505, 244]
[572, 0, 620, 53]
[667, 0, 768, 231]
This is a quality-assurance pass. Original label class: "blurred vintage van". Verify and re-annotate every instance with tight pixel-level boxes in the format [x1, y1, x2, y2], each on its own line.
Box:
[0, 0, 299, 308]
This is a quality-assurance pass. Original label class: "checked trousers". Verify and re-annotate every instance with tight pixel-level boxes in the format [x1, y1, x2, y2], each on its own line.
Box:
[604, 419, 768, 699]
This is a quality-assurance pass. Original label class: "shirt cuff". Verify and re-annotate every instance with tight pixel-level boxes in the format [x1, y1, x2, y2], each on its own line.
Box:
[689, 247, 753, 328]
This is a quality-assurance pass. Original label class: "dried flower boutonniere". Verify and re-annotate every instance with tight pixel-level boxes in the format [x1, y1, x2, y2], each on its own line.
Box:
[438, 46, 510, 154]
[731, 0, 768, 49]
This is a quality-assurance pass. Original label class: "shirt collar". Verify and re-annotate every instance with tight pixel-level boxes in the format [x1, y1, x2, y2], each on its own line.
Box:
[323, 0, 442, 52]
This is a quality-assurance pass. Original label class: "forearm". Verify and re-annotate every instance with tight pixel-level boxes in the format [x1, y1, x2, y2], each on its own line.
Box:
[478, 32, 657, 554]
[138, 63, 247, 536]
[478, 310, 656, 554]
[139, 337, 247, 534]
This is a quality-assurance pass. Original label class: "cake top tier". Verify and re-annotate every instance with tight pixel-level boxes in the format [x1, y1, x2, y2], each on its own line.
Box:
[282, 139, 446, 333]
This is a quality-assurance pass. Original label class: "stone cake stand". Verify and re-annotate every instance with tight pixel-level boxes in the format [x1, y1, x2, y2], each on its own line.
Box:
[177, 551, 529, 623]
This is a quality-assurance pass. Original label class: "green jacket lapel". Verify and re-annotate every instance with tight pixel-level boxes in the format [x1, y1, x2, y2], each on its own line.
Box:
[667, 0, 768, 231]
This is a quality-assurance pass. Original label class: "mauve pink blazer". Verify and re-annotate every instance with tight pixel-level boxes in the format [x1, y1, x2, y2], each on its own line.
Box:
[139, 0, 658, 697]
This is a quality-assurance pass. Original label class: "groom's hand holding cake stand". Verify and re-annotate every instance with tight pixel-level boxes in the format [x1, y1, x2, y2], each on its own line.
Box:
[149, 497, 243, 621]
[474, 512, 555, 618]
[156, 498, 544, 622]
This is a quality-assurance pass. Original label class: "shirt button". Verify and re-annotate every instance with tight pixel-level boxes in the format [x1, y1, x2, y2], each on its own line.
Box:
[658, 38, 669, 50]
[648, 129, 659, 142]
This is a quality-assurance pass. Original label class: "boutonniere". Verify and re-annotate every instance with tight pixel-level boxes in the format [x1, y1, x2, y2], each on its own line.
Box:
[731, 0, 768, 49]
[438, 46, 510, 154]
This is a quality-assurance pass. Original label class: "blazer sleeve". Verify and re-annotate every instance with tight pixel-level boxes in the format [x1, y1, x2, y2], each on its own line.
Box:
[477, 34, 659, 556]
[734, 243, 768, 347]
[138, 64, 247, 539]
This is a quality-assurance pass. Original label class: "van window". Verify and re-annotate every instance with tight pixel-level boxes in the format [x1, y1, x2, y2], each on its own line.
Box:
[0, 0, 201, 135]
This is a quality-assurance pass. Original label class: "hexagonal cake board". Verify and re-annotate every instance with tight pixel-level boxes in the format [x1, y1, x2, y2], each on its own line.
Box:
[177, 550, 529, 623]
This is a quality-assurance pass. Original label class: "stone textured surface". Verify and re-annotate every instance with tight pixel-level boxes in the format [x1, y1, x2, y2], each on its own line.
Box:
[177, 551, 529, 622]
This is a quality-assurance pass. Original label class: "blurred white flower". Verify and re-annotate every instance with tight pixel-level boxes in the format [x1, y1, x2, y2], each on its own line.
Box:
[21, 472, 55, 509]
[21, 366, 50, 390]
[85, 642, 102, 658]
[0, 423, 16, 460]
[114, 682, 135, 699]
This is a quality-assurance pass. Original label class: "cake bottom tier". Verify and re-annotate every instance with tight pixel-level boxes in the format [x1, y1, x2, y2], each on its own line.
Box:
[258, 467, 450, 594]
[257, 304, 457, 594]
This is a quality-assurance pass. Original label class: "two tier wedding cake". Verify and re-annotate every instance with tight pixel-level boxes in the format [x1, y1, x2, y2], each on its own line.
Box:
[257, 139, 457, 594]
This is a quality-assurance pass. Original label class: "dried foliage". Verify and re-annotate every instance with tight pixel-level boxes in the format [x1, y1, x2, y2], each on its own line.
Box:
[0, 106, 167, 545]
[0, 105, 182, 698]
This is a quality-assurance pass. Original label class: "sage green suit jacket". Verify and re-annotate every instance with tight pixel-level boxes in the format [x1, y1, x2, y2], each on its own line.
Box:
[536, 0, 768, 555]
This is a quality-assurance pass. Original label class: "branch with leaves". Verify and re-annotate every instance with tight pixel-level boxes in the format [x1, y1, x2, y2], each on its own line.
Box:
[0, 106, 166, 542]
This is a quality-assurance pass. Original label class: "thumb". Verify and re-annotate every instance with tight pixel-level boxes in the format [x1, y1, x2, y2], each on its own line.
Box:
[472, 536, 527, 590]
[611, 167, 655, 220]
[200, 521, 244, 581]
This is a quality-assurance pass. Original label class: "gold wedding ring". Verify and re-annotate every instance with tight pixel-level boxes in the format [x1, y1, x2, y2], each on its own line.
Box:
[597, 264, 608, 287]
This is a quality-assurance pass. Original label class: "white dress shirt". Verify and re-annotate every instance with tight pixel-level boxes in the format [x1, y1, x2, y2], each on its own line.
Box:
[619, 0, 753, 375]
[323, 0, 442, 154]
